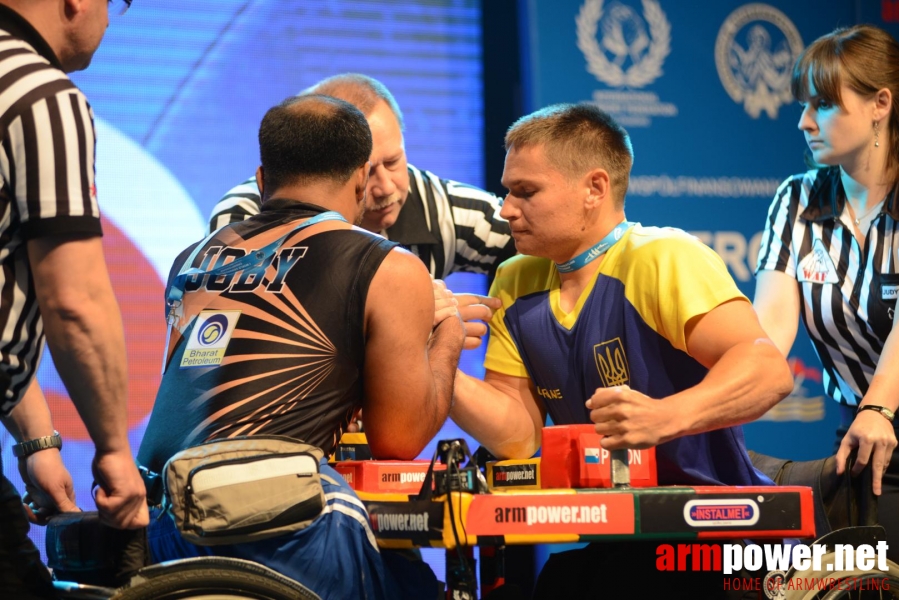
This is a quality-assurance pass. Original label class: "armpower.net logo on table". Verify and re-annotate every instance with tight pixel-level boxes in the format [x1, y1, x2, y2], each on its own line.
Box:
[656, 541, 892, 597]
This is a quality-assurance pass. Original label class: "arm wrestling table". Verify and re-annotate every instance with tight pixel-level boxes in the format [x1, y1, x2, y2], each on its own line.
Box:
[332, 435, 815, 599]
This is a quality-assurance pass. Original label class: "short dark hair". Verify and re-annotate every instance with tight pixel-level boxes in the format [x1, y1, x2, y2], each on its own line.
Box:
[258, 94, 372, 198]
[505, 103, 634, 207]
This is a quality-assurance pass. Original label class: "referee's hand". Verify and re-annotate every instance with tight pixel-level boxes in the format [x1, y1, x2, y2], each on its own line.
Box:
[91, 450, 149, 529]
[19, 449, 79, 525]
[836, 409, 898, 496]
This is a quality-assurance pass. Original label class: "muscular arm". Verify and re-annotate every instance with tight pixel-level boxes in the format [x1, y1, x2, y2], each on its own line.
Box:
[589, 299, 794, 448]
[28, 234, 147, 528]
[451, 369, 545, 459]
[753, 269, 801, 357]
[362, 249, 465, 459]
[669, 299, 794, 435]
[28, 235, 129, 454]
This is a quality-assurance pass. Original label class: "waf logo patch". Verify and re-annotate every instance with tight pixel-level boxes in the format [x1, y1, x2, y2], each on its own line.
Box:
[797, 239, 839, 284]
[180, 310, 241, 368]
[594, 338, 629, 387]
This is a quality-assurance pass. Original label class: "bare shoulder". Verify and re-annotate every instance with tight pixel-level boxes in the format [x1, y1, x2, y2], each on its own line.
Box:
[365, 245, 434, 328]
[372, 244, 431, 284]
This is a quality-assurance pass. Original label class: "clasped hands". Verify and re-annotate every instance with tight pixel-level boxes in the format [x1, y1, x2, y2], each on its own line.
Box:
[432, 279, 501, 350]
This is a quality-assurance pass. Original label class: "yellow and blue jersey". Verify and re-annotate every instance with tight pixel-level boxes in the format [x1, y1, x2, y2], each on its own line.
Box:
[485, 224, 772, 487]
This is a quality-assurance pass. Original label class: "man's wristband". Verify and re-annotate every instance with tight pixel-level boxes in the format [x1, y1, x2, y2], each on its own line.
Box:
[12, 431, 62, 458]
[856, 405, 896, 423]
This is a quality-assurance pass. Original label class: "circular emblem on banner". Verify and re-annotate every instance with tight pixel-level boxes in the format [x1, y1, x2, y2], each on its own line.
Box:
[715, 3, 803, 119]
[763, 569, 787, 599]
[576, 0, 671, 89]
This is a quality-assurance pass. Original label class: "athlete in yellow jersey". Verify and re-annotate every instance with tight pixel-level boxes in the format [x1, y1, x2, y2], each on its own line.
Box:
[449, 103, 794, 598]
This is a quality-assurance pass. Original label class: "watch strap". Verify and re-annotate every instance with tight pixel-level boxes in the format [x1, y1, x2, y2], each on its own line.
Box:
[856, 405, 896, 423]
[12, 430, 62, 458]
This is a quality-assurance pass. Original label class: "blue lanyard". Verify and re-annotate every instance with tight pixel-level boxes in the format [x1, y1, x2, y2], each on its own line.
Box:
[555, 221, 632, 273]
[162, 210, 346, 372]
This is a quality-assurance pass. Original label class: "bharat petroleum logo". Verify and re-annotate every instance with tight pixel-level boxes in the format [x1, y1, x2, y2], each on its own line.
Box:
[715, 4, 803, 119]
[197, 314, 229, 346]
[594, 338, 630, 387]
[576, 0, 671, 89]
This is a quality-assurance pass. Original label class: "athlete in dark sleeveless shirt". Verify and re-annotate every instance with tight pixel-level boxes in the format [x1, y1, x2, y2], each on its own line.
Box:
[138, 95, 464, 600]
[139, 200, 395, 471]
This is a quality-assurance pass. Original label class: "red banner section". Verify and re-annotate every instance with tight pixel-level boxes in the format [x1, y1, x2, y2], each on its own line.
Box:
[465, 493, 635, 536]
[334, 460, 444, 494]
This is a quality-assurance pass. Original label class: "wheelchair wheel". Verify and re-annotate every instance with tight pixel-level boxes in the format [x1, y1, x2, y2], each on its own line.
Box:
[110, 556, 321, 600]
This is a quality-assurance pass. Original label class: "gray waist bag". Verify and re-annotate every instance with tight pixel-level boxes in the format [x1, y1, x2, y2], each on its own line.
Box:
[163, 435, 326, 546]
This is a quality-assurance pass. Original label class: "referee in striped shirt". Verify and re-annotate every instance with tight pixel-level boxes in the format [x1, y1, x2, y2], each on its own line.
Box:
[0, 1, 147, 597]
[754, 25, 899, 560]
[208, 74, 517, 350]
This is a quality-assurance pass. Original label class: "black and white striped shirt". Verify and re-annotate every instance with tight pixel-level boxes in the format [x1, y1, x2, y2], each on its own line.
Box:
[208, 164, 516, 280]
[0, 6, 101, 416]
[756, 166, 899, 406]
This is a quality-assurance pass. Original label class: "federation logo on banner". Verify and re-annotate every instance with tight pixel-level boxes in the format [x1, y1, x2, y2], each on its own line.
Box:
[715, 4, 804, 119]
[575, 0, 676, 127]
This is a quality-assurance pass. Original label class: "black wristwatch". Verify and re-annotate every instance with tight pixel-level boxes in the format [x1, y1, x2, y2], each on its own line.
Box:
[12, 430, 62, 458]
